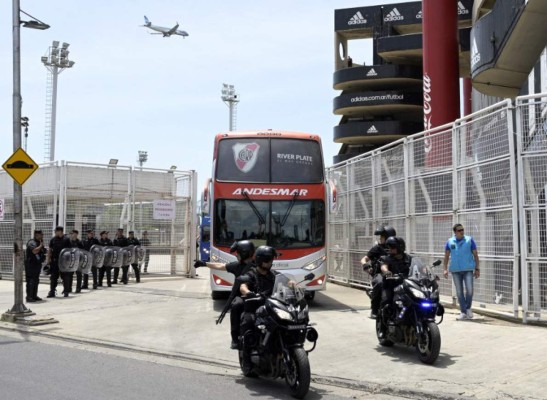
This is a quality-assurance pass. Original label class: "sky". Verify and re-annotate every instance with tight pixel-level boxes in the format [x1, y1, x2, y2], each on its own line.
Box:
[1, 0, 411, 186]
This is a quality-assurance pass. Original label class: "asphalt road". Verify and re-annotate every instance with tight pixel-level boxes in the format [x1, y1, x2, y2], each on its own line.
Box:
[0, 331, 403, 400]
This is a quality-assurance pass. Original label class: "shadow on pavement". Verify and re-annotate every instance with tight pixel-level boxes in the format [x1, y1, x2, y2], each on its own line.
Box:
[311, 292, 366, 313]
[235, 376, 326, 399]
[374, 344, 459, 368]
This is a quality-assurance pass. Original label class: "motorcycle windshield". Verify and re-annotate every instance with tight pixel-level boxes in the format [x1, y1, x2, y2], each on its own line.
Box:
[271, 272, 305, 304]
[408, 258, 433, 282]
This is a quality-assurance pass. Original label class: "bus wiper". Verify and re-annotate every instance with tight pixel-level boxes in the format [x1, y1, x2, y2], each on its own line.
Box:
[241, 191, 266, 225]
[280, 192, 299, 227]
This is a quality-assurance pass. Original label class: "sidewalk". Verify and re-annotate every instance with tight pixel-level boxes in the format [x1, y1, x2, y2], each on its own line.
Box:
[0, 276, 545, 400]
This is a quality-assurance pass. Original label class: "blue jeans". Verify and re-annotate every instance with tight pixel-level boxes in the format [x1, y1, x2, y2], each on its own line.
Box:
[452, 270, 474, 313]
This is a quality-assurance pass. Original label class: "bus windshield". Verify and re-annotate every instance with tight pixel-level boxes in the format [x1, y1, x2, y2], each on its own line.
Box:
[216, 138, 324, 183]
[214, 199, 325, 249]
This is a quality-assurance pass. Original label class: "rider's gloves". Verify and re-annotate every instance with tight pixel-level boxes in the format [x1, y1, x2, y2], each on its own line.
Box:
[193, 260, 207, 268]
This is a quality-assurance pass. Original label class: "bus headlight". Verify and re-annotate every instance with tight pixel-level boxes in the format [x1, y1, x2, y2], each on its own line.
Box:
[303, 255, 326, 271]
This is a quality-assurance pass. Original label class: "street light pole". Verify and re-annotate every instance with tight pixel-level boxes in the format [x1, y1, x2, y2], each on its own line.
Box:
[5, 0, 29, 318]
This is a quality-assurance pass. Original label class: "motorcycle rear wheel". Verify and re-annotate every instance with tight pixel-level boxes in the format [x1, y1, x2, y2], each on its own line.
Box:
[416, 322, 441, 364]
[285, 347, 311, 399]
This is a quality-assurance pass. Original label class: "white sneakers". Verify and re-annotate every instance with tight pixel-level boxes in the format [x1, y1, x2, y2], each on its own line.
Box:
[456, 309, 474, 320]
[456, 313, 468, 320]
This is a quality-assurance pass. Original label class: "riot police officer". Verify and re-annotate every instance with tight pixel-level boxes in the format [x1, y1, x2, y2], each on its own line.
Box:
[113, 228, 129, 284]
[98, 230, 113, 287]
[46, 226, 72, 298]
[25, 229, 46, 302]
[83, 229, 100, 289]
[69, 230, 85, 293]
[379, 236, 412, 307]
[360, 226, 396, 318]
[127, 231, 141, 283]
[195, 240, 256, 349]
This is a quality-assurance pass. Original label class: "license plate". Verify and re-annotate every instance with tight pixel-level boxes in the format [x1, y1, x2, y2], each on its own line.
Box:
[287, 325, 307, 330]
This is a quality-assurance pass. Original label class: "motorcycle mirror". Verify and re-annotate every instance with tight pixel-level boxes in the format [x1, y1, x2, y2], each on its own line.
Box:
[304, 273, 315, 281]
[432, 259, 442, 267]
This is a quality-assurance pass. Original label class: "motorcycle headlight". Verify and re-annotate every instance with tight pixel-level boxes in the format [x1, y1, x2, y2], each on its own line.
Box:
[297, 304, 309, 320]
[303, 255, 326, 271]
[274, 308, 294, 321]
[409, 287, 426, 299]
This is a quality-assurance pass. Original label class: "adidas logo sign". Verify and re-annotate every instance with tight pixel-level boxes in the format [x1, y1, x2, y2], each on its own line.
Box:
[366, 68, 378, 77]
[416, 10, 422, 19]
[367, 125, 379, 134]
[384, 7, 404, 22]
[471, 37, 481, 67]
[348, 11, 367, 25]
[458, 1, 469, 15]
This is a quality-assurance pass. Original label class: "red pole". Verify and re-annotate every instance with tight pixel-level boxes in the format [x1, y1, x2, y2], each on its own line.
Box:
[422, 0, 459, 166]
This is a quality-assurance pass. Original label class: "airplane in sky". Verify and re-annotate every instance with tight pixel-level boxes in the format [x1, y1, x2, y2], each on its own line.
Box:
[141, 16, 189, 38]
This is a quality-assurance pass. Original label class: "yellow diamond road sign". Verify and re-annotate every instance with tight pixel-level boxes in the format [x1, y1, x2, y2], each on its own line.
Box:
[2, 148, 39, 185]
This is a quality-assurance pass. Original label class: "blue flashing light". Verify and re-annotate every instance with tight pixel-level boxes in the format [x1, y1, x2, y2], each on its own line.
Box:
[421, 302, 433, 308]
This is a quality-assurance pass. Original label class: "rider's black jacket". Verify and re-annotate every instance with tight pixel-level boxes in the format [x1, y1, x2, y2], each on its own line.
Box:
[367, 244, 388, 275]
[380, 253, 412, 276]
[241, 267, 278, 298]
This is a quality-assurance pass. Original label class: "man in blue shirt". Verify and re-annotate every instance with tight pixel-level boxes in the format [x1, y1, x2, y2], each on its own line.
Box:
[443, 223, 480, 320]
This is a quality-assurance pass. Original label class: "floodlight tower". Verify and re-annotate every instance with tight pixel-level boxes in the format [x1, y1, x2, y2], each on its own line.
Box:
[41, 41, 75, 162]
[137, 150, 148, 168]
[221, 83, 239, 131]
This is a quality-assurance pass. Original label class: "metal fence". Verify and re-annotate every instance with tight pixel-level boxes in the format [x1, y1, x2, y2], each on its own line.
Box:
[327, 94, 547, 323]
[0, 162, 198, 276]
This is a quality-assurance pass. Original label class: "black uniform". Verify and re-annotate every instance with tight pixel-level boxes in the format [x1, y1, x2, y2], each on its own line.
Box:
[113, 235, 129, 284]
[48, 235, 72, 296]
[366, 243, 388, 315]
[25, 237, 46, 301]
[127, 236, 141, 283]
[380, 253, 412, 307]
[239, 267, 278, 347]
[225, 260, 255, 344]
[83, 236, 100, 289]
[98, 237, 113, 286]
[70, 238, 85, 292]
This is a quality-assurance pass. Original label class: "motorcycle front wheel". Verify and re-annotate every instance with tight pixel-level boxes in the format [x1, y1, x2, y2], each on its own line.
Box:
[416, 321, 441, 364]
[376, 317, 394, 347]
[285, 347, 311, 399]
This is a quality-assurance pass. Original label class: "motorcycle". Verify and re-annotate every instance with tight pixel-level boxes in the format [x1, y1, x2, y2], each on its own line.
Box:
[376, 258, 444, 365]
[239, 272, 319, 399]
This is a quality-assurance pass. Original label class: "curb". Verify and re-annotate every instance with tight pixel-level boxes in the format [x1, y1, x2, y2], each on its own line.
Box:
[0, 322, 469, 400]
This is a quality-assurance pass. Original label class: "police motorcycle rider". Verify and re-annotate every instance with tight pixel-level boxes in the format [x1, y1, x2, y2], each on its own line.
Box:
[83, 229, 100, 289]
[238, 246, 279, 373]
[98, 231, 113, 287]
[113, 228, 129, 284]
[68, 230, 85, 293]
[46, 226, 72, 298]
[127, 231, 141, 283]
[360, 226, 397, 319]
[379, 237, 412, 312]
[25, 229, 47, 302]
[194, 240, 256, 349]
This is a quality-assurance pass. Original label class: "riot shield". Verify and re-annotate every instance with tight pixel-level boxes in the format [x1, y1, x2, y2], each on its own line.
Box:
[135, 246, 145, 263]
[103, 247, 114, 267]
[78, 249, 93, 274]
[110, 246, 123, 268]
[90, 245, 105, 268]
[59, 248, 80, 273]
[122, 245, 134, 266]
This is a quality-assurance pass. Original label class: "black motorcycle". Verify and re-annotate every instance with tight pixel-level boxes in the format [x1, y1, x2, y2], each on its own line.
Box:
[239, 272, 319, 399]
[376, 259, 444, 365]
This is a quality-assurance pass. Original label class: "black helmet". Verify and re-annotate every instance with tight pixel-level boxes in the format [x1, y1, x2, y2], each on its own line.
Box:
[255, 245, 278, 266]
[229, 240, 255, 260]
[386, 236, 405, 253]
[374, 225, 397, 238]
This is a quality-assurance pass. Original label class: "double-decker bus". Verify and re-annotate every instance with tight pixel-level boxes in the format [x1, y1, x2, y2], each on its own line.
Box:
[207, 131, 327, 300]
